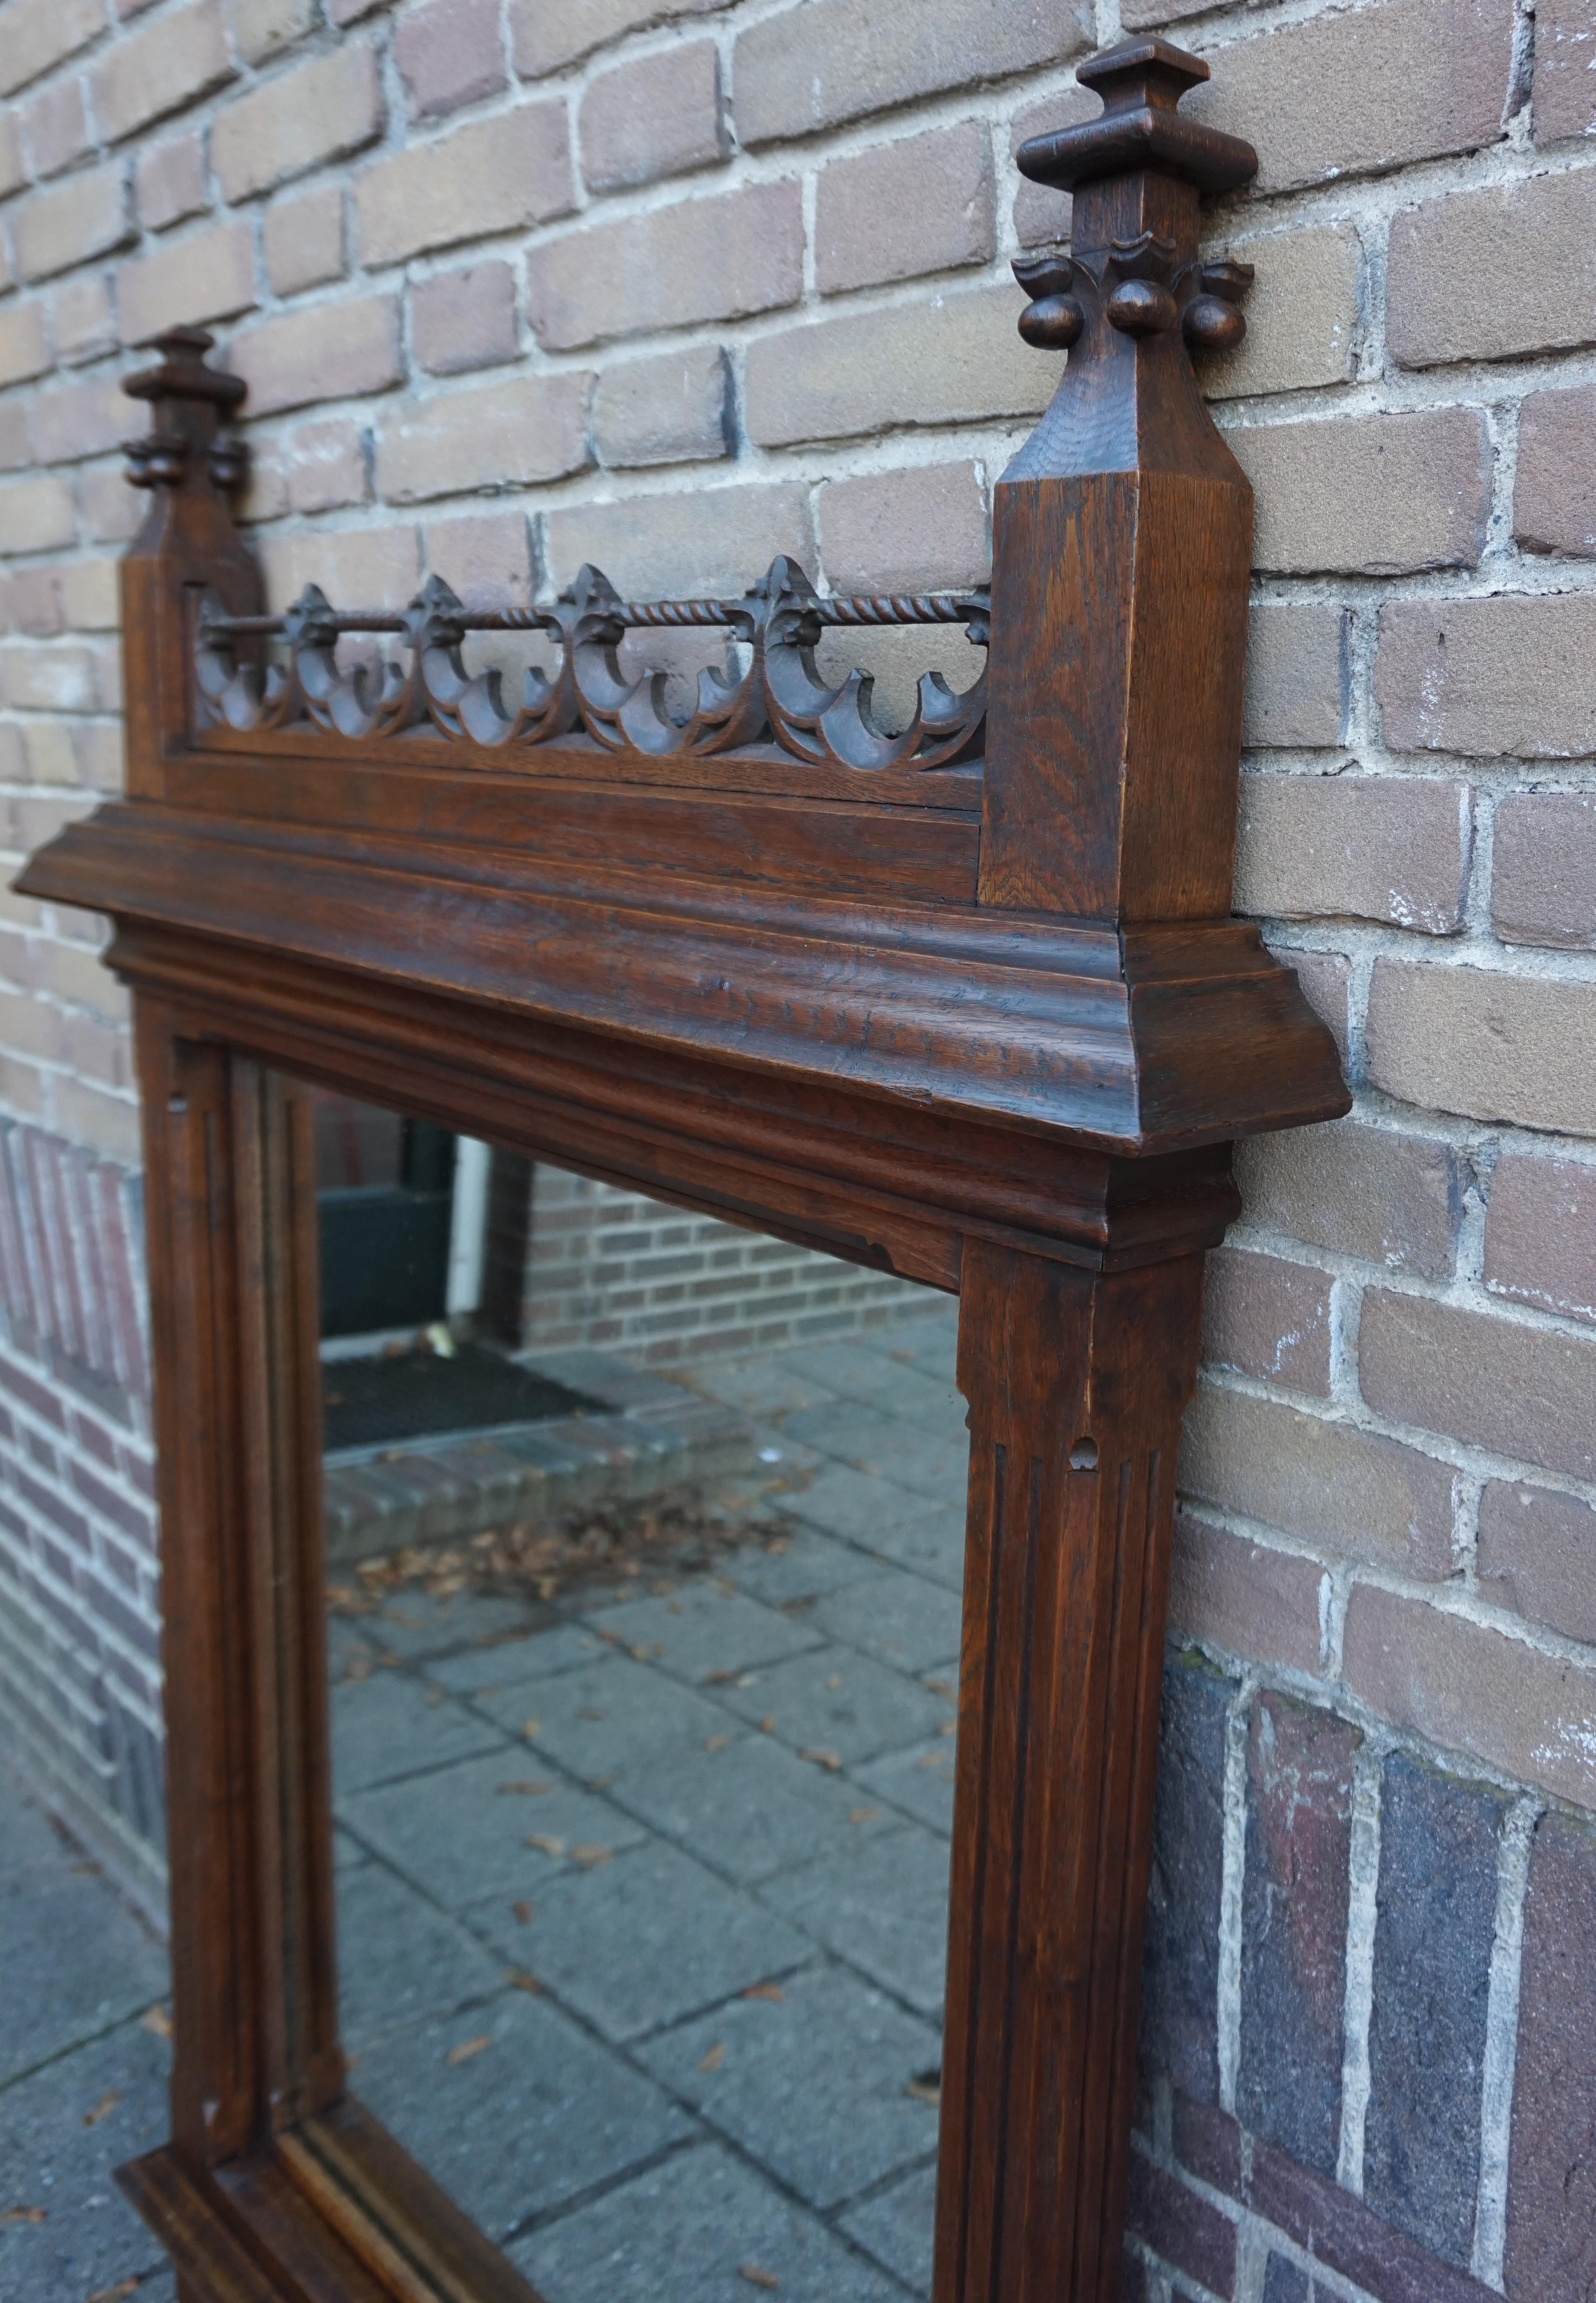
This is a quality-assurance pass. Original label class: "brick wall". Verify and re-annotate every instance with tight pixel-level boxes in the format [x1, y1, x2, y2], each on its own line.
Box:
[515, 1163, 933, 1362]
[4, 0, 1596, 2288]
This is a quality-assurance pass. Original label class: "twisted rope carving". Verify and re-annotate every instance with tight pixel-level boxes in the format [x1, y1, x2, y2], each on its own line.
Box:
[196, 559, 990, 771]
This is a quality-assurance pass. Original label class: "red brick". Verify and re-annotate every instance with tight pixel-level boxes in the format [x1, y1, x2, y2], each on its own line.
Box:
[580, 40, 724, 194]
[1389, 169, 1596, 369]
[1477, 1480, 1596, 1643]
[424, 508, 534, 609]
[286, 418, 366, 516]
[257, 524, 421, 615]
[746, 284, 1049, 448]
[1236, 773, 1469, 932]
[1243, 608, 1346, 751]
[1344, 1583, 1596, 1810]
[814, 121, 994, 295]
[1239, 1694, 1360, 2177]
[528, 182, 802, 352]
[1186, 0, 1513, 196]
[733, 0, 1089, 147]
[410, 262, 517, 377]
[91, 0, 232, 145]
[593, 345, 729, 469]
[1484, 1151, 1596, 1325]
[14, 163, 131, 283]
[1491, 791, 1596, 947]
[48, 276, 115, 368]
[1378, 594, 1596, 758]
[1506, 1816, 1596, 2300]
[1008, 87, 1092, 250]
[1208, 224, 1363, 403]
[1514, 383, 1596, 555]
[509, 0, 731, 75]
[225, 0, 316, 64]
[1273, 950, 1351, 1068]
[1202, 1246, 1331, 1396]
[1232, 410, 1491, 577]
[395, 0, 506, 123]
[0, 108, 24, 197]
[28, 373, 127, 463]
[543, 479, 810, 598]
[1127, 2152, 1237, 2298]
[117, 219, 255, 346]
[212, 41, 382, 201]
[230, 294, 402, 418]
[1361, 1286, 1596, 1480]
[354, 102, 573, 269]
[374, 371, 590, 503]
[262, 182, 344, 297]
[816, 461, 987, 594]
[0, 475, 76, 553]
[134, 129, 207, 232]
[0, 0, 104, 99]
[0, 303, 50, 389]
[1534, 0, 1596, 141]
[1237, 1119, 1461, 1281]
[1366, 957, 1596, 1136]
[25, 75, 92, 176]
[1181, 1383, 1457, 1580]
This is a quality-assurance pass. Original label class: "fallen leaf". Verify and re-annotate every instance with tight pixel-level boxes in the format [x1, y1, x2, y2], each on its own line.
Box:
[918, 1752, 946, 1769]
[699, 2042, 726, 2073]
[506, 1969, 544, 1994]
[825, 1674, 843, 1692]
[571, 1843, 613, 1870]
[702, 1667, 741, 1686]
[423, 1684, 445, 1708]
[497, 1780, 555, 1797]
[83, 2090, 120, 2127]
[86, 2282, 140, 2303]
[924, 1678, 955, 1698]
[738, 2266, 780, 2291]
[575, 1706, 606, 1722]
[741, 1981, 784, 2002]
[445, 2035, 492, 2068]
[523, 1719, 542, 1740]
[526, 1834, 567, 1858]
[586, 1773, 614, 1791]
[0, 2205, 46, 2225]
[849, 1807, 880, 1826]
[906, 2069, 942, 2107]
[939, 1720, 957, 1737]
[140, 2006, 173, 2038]
[705, 1734, 732, 1752]
[759, 1715, 776, 1733]
[798, 1747, 842, 1773]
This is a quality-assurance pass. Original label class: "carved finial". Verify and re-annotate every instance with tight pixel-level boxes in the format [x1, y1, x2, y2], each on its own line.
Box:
[122, 326, 247, 494]
[1016, 37, 1256, 198]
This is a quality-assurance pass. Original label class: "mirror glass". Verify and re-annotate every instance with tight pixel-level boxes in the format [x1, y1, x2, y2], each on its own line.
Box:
[310, 1084, 966, 2299]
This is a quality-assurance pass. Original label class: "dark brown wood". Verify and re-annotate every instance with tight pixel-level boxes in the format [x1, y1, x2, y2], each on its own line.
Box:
[18, 34, 1349, 2303]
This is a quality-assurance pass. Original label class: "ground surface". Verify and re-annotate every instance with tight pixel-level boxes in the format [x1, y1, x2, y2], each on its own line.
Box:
[0, 1306, 967, 2303]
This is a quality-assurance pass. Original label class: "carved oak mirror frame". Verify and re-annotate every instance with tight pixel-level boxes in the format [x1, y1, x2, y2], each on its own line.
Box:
[21, 40, 1348, 2303]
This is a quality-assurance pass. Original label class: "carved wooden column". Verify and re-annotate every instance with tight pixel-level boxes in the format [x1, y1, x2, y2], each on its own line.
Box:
[937, 40, 1261, 2303]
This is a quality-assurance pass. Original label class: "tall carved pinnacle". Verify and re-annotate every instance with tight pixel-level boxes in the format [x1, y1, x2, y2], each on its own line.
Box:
[123, 327, 248, 495]
[977, 36, 1261, 920]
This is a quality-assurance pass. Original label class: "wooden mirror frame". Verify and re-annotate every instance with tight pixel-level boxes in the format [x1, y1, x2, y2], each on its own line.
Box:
[21, 38, 1349, 2303]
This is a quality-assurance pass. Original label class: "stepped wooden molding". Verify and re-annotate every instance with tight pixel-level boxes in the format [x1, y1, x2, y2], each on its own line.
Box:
[18, 33, 1351, 2303]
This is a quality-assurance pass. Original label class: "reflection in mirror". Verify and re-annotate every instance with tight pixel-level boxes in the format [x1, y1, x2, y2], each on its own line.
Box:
[311, 1085, 966, 2300]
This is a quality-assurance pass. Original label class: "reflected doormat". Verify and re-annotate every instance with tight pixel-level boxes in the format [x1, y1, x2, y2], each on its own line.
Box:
[322, 1341, 606, 1453]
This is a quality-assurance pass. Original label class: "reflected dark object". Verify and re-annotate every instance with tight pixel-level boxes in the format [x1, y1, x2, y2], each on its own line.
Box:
[321, 1339, 604, 1453]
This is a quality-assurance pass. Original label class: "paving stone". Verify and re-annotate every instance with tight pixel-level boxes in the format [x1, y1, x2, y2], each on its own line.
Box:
[780, 1338, 965, 1438]
[424, 1621, 611, 1692]
[684, 1351, 842, 1418]
[722, 1526, 888, 1605]
[712, 1642, 950, 1765]
[0, 2018, 172, 2302]
[812, 1570, 963, 1676]
[853, 1736, 959, 1838]
[337, 1748, 646, 1907]
[638, 1963, 942, 2209]
[781, 1458, 934, 1545]
[1364, 1754, 1505, 2267]
[845, 1498, 966, 1592]
[584, 1582, 823, 1683]
[761, 1823, 951, 2017]
[477, 1653, 739, 1781]
[782, 1398, 969, 1505]
[841, 2157, 939, 2297]
[609, 1728, 895, 1883]
[353, 1987, 693, 2241]
[513, 2140, 904, 2303]
[337, 1860, 508, 2051]
[0, 1858, 167, 2085]
[331, 1666, 509, 1792]
[0, 1771, 69, 1874]
[362, 1587, 540, 1662]
[467, 1837, 814, 2042]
